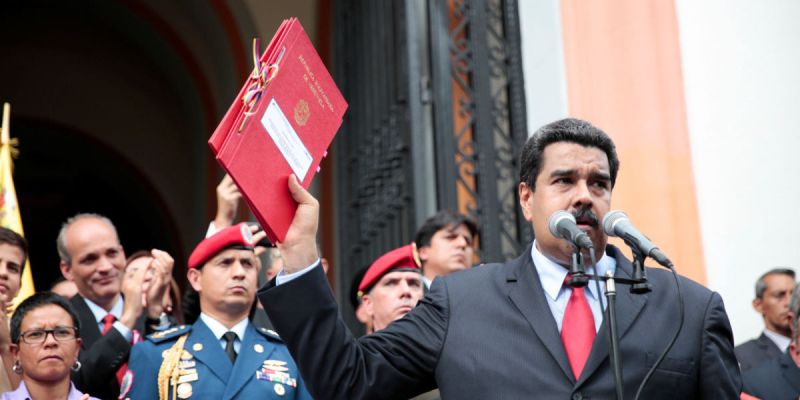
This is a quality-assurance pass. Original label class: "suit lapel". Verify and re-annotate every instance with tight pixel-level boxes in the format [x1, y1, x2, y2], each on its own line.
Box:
[71, 295, 101, 349]
[578, 245, 647, 385]
[757, 332, 782, 357]
[189, 319, 233, 383]
[505, 246, 574, 382]
[223, 323, 276, 400]
[779, 352, 800, 393]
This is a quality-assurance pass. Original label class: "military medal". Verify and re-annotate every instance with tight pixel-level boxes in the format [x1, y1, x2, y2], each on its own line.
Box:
[274, 383, 285, 396]
[176, 382, 193, 399]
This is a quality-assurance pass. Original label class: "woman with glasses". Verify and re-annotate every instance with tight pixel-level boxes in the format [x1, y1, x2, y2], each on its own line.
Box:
[1, 292, 98, 400]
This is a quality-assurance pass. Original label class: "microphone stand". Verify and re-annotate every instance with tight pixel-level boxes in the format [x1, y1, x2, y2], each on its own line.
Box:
[604, 271, 624, 400]
[626, 242, 652, 294]
[567, 246, 589, 287]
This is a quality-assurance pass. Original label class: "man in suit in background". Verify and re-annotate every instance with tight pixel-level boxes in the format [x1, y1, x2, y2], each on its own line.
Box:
[57, 213, 173, 399]
[735, 268, 796, 371]
[260, 118, 741, 399]
[414, 211, 477, 289]
[742, 285, 800, 399]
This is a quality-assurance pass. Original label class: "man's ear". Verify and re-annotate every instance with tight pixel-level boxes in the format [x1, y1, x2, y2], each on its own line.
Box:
[187, 268, 202, 292]
[361, 294, 374, 318]
[753, 297, 764, 315]
[59, 261, 73, 282]
[519, 182, 534, 221]
[418, 246, 430, 263]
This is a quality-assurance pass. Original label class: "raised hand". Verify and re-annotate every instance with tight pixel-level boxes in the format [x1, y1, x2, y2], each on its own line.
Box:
[143, 249, 174, 319]
[277, 175, 319, 273]
[214, 174, 242, 229]
[119, 259, 149, 329]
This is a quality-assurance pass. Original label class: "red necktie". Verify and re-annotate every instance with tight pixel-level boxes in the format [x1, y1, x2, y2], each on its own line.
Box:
[100, 314, 129, 384]
[560, 276, 596, 379]
[101, 314, 115, 335]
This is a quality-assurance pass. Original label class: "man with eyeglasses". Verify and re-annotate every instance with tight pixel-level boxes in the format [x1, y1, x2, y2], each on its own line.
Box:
[126, 223, 311, 400]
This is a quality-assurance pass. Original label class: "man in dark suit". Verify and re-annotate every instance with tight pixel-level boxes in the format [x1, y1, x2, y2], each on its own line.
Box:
[259, 118, 741, 399]
[414, 211, 477, 289]
[735, 268, 796, 371]
[57, 213, 173, 399]
[742, 286, 800, 399]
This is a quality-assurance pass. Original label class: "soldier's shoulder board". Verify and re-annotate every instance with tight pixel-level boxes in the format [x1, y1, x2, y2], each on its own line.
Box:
[146, 324, 191, 343]
[256, 327, 283, 342]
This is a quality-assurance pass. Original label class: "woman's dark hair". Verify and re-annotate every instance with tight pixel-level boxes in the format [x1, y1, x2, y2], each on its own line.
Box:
[10, 291, 81, 344]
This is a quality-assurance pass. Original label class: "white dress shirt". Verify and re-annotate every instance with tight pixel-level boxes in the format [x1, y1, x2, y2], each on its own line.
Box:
[82, 296, 132, 341]
[199, 312, 248, 354]
[530, 240, 616, 333]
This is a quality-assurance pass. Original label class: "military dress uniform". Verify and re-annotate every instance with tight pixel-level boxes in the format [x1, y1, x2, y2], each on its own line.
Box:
[125, 318, 312, 400]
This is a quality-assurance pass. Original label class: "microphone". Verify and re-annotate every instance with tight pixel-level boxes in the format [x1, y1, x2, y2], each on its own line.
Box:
[548, 211, 594, 249]
[602, 210, 673, 268]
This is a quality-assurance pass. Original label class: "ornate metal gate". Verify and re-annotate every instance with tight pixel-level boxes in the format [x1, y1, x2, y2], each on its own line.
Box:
[332, 0, 529, 329]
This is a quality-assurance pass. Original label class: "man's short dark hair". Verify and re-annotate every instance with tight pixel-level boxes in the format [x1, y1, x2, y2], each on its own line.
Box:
[0, 227, 28, 270]
[414, 210, 478, 249]
[519, 118, 620, 190]
[10, 291, 81, 344]
[755, 268, 796, 299]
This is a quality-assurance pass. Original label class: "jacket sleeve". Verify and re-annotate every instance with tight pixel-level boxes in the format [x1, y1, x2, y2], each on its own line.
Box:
[698, 292, 742, 398]
[259, 265, 445, 400]
[72, 329, 130, 394]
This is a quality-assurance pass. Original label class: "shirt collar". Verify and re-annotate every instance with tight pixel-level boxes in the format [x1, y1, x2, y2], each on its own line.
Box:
[82, 295, 123, 323]
[199, 312, 249, 341]
[530, 240, 616, 301]
[6, 381, 89, 400]
[763, 328, 792, 351]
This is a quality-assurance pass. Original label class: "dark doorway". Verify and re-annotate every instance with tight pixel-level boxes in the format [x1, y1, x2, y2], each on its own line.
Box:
[12, 117, 184, 291]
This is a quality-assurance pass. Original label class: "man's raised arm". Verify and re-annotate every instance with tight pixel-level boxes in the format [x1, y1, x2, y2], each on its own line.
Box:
[277, 174, 320, 273]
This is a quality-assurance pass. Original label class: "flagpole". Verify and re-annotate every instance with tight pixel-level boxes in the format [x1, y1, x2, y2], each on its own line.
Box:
[1, 103, 9, 144]
[0, 103, 35, 310]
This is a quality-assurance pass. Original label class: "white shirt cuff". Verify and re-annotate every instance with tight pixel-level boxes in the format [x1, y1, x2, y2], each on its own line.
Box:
[206, 221, 219, 238]
[276, 259, 321, 285]
[113, 321, 133, 341]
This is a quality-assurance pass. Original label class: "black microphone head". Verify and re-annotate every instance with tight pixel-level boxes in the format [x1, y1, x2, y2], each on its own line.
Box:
[602, 210, 629, 237]
[548, 210, 575, 238]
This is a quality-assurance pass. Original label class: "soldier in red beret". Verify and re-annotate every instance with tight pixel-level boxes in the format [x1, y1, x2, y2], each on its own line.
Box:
[125, 223, 311, 399]
[358, 244, 424, 333]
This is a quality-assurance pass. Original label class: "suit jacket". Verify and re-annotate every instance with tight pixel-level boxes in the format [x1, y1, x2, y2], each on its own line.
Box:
[735, 332, 783, 372]
[259, 244, 741, 400]
[127, 318, 312, 400]
[742, 350, 800, 400]
[69, 294, 146, 400]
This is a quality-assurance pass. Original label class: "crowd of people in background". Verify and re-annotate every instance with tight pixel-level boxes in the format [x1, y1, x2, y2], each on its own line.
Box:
[0, 118, 796, 399]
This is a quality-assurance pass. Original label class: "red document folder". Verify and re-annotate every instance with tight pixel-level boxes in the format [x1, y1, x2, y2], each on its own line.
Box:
[209, 18, 347, 243]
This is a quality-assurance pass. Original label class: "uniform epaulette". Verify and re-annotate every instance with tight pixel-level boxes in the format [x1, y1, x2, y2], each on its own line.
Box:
[146, 324, 191, 343]
[255, 327, 283, 342]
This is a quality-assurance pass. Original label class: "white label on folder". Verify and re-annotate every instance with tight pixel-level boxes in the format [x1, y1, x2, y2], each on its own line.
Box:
[261, 98, 313, 181]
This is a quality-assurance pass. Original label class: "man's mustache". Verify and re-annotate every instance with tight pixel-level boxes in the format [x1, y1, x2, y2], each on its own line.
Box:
[572, 208, 599, 227]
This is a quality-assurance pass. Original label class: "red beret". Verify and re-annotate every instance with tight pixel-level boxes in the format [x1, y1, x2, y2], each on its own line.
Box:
[188, 223, 255, 269]
[358, 243, 421, 296]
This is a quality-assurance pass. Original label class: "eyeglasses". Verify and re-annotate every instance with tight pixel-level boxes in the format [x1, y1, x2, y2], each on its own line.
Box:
[18, 327, 78, 344]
